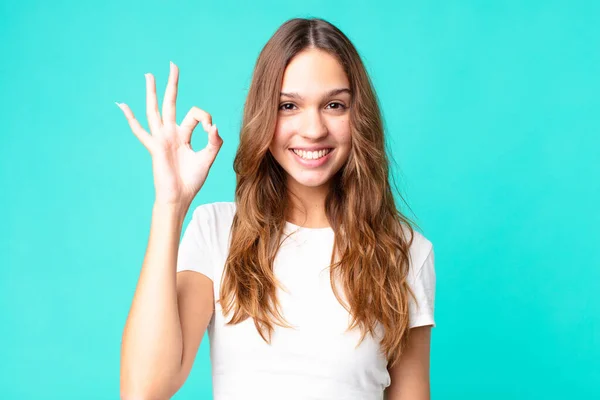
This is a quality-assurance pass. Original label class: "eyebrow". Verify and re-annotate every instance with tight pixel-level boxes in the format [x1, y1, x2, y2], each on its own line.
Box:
[279, 88, 352, 100]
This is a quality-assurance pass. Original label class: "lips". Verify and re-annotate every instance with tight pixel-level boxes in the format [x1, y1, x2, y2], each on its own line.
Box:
[288, 148, 334, 167]
[291, 148, 332, 159]
[290, 147, 333, 151]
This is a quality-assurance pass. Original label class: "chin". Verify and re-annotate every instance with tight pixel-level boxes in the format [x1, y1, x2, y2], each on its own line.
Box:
[288, 172, 332, 188]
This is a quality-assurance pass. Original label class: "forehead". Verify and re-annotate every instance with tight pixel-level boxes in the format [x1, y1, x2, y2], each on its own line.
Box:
[281, 48, 349, 95]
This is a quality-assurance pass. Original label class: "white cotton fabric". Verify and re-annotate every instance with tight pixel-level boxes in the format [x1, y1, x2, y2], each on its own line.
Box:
[176, 201, 436, 400]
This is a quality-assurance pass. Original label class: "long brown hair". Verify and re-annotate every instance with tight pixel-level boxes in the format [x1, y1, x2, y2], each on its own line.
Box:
[219, 17, 420, 367]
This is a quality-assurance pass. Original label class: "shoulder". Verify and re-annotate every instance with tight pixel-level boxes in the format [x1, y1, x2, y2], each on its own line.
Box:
[185, 202, 237, 257]
[400, 223, 434, 276]
[190, 201, 237, 224]
[187, 201, 237, 244]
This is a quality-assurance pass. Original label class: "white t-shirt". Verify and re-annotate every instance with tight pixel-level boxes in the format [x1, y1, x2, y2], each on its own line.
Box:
[177, 201, 436, 400]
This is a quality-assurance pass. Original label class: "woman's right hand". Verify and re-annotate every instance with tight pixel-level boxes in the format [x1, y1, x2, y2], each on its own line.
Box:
[116, 61, 223, 210]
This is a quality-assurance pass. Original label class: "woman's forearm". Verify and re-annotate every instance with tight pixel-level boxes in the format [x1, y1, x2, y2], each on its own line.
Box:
[120, 203, 188, 398]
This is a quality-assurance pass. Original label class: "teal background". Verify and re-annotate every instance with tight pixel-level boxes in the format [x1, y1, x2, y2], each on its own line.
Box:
[1, 0, 598, 398]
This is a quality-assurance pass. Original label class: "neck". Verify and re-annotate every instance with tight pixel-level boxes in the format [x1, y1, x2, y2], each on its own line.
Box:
[285, 177, 331, 228]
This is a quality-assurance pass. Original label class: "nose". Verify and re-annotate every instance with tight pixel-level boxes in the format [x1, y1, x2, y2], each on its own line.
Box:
[300, 108, 328, 140]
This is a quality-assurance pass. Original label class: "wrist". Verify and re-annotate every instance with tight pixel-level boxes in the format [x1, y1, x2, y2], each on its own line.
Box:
[152, 201, 189, 224]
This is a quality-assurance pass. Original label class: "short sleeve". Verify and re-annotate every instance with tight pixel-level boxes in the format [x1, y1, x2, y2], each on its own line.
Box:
[408, 245, 436, 328]
[176, 205, 215, 281]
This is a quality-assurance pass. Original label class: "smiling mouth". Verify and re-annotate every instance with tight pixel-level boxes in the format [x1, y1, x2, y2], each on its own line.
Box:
[289, 148, 333, 160]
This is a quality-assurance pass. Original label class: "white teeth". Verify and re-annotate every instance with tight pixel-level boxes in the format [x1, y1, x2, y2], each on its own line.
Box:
[292, 149, 331, 160]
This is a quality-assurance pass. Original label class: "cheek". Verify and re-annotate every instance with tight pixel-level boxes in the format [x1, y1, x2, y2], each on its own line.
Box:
[330, 119, 352, 146]
[272, 120, 295, 148]
[270, 124, 283, 150]
[277, 119, 296, 136]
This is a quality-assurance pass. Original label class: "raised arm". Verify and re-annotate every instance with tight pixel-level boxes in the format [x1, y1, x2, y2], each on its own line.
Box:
[117, 62, 223, 399]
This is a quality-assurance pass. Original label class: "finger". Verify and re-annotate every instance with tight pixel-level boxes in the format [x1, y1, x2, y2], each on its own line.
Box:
[195, 123, 223, 167]
[144, 73, 161, 133]
[116, 102, 153, 151]
[162, 61, 179, 127]
[179, 106, 213, 143]
[205, 123, 224, 154]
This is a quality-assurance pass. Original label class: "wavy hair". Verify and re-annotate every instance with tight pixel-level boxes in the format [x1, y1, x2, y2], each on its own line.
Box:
[219, 17, 420, 367]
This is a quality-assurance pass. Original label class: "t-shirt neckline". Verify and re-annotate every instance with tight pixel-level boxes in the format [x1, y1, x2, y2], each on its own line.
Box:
[284, 221, 334, 233]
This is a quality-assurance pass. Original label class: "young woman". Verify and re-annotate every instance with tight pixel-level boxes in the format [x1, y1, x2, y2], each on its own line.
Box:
[118, 18, 436, 400]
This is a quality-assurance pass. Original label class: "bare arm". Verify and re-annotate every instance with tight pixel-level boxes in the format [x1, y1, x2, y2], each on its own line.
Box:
[120, 204, 214, 399]
[384, 325, 432, 400]
[117, 62, 223, 399]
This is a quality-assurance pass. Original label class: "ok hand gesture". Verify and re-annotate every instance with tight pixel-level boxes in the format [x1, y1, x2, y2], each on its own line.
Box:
[117, 62, 223, 209]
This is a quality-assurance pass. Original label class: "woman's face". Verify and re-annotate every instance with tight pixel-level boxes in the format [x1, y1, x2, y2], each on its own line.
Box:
[269, 48, 352, 190]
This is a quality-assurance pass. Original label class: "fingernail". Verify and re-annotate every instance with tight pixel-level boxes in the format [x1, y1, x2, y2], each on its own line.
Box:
[115, 102, 122, 109]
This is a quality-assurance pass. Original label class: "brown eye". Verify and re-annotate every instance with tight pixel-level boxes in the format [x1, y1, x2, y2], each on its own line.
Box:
[279, 103, 296, 111]
[327, 102, 346, 110]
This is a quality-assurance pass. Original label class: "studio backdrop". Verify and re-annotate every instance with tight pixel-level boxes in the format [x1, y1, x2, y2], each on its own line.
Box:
[1, 0, 598, 398]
